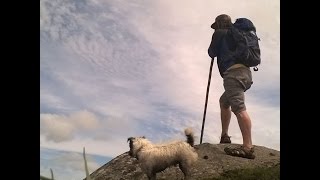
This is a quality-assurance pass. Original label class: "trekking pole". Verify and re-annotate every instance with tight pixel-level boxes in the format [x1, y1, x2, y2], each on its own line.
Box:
[200, 58, 214, 144]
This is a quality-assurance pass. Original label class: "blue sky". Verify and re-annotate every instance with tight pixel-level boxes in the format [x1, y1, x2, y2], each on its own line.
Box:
[40, 0, 280, 179]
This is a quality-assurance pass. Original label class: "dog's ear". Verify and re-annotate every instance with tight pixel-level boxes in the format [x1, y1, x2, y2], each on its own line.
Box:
[127, 137, 134, 143]
[141, 136, 146, 139]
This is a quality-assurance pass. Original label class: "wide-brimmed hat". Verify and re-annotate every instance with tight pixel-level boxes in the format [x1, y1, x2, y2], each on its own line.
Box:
[211, 14, 232, 29]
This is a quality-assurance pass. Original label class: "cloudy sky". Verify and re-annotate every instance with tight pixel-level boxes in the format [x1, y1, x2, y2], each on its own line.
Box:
[40, 0, 279, 179]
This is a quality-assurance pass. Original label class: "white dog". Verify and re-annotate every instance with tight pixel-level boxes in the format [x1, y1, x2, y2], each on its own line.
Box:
[127, 128, 198, 180]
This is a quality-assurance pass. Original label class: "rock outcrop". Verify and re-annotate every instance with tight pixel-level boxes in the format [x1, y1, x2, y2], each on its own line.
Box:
[88, 143, 280, 180]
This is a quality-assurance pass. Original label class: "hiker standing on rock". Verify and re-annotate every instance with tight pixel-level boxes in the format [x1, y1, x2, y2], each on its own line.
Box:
[208, 14, 260, 159]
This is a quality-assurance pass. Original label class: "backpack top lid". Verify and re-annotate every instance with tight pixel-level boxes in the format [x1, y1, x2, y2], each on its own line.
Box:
[233, 18, 256, 32]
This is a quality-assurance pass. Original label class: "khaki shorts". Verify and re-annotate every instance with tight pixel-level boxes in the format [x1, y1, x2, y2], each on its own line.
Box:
[219, 66, 253, 114]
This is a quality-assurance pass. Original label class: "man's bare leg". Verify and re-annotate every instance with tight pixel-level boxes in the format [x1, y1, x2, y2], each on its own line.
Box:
[235, 110, 253, 150]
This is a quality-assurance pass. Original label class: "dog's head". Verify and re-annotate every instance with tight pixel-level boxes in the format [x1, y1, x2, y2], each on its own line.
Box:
[127, 136, 149, 158]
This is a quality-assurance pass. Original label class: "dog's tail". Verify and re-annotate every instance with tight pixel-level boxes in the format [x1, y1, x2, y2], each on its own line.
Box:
[184, 128, 195, 147]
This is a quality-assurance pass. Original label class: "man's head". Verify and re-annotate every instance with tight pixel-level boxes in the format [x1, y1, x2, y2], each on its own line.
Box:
[211, 14, 232, 29]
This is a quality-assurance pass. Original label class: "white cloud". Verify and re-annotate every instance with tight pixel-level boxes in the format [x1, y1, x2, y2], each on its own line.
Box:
[40, 110, 99, 142]
[40, 90, 67, 110]
[69, 110, 99, 130]
[40, 114, 75, 142]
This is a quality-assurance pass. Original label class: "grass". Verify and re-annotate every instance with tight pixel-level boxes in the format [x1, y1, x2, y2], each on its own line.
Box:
[206, 164, 280, 180]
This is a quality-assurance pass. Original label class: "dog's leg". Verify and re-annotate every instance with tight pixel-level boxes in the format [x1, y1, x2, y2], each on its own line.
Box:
[179, 163, 190, 180]
[144, 167, 156, 180]
[147, 173, 156, 180]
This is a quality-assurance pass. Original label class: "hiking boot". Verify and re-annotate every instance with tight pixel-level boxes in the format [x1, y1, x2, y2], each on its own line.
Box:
[220, 134, 231, 144]
[224, 146, 255, 159]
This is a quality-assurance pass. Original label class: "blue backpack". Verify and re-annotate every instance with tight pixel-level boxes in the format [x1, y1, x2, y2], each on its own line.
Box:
[229, 18, 261, 71]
